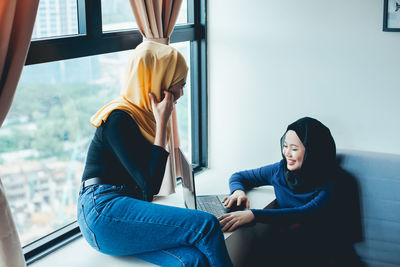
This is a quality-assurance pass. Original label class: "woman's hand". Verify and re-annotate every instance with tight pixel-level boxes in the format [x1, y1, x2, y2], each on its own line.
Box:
[221, 190, 250, 209]
[218, 210, 255, 232]
[149, 91, 174, 147]
[149, 91, 174, 127]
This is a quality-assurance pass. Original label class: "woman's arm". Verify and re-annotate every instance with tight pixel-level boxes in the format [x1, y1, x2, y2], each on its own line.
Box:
[219, 188, 332, 231]
[229, 162, 281, 194]
[103, 110, 169, 201]
[251, 188, 332, 224]
[222, 162, 281, 212]
[149, 91, 174, 148]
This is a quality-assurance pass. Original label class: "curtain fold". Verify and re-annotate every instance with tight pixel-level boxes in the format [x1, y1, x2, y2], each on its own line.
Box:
[0, 181, 26, 267]
[0, 0, 39, 127]
[129, 0, 188, 196]
[129, 0, 183, 44]
[0, 1, 39, 267]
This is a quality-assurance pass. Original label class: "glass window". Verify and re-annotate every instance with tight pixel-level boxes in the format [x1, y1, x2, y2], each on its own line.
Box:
[101, 0, 137, 32]
[101, 0, 187, 32]
[0, 51, 128, 246]
[176, 0, 188, 25]
[0, 42, 191, 246]
[171, 41, 191, 161]
[32, 0, 78, 39]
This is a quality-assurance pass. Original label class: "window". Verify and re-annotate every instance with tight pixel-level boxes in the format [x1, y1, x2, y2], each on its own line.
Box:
[171, 42, 191, 161]
[32, 0, 78, 39]
[0, 0, 206, 263]
[101, 0, 188, 32]
[1, 53, 127, 247]
[101, 0, 137, 32]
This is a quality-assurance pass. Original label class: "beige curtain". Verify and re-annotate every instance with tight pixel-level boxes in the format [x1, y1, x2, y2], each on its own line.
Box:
[0, 1, 39, 267]
[156, 108, 185, 196]
[129, 0, 183, 45]
[0, 181, 26, 267]
[129, 0, 188, 196]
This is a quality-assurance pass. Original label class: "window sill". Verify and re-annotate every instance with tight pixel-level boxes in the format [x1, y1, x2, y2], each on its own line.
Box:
[28, 235, 158, 267]
[27, 185, 187, 267]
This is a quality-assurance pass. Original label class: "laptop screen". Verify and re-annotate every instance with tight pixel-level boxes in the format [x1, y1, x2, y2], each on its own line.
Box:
[181, 168, 197, 210]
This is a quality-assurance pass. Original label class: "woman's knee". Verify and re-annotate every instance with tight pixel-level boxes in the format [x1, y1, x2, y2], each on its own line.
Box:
[163, 246, 209, 267]
[202, 213, 220, 232]
[181, 250, 208, 267]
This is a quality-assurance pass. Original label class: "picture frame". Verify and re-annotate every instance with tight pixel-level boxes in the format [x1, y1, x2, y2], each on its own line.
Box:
[383, 0, 400, 31]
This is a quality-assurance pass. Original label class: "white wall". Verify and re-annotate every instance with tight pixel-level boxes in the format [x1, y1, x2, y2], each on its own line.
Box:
[207, 0, 400, 175]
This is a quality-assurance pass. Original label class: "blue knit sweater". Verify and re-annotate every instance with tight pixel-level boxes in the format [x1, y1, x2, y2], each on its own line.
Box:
[229, 160, 332, 224]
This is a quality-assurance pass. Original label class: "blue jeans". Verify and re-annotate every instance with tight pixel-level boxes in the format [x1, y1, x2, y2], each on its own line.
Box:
[77, 184, 233, 267]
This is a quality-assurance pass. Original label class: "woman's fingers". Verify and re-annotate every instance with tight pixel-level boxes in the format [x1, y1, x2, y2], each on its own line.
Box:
[220, 214, 241, 232]
[225, 197, 232, 208]
[163, 90, 173, 102]
[227, 221, 240, 232]
[226, 197, 237, 208]
[246, 199, 250, 209]
[223, 195, 251, 209]
[239, 197, 249, 209]
[218, 213, 229, 220]
[149, 93, 157, 106]
[219, 214, 234, 232]
[237, 197, 242, 207]
[218, 214, 229, 228]
[221, 216, 234, 232]
[150, 90, 175, 126]
[149, 91, 173, 107]
[240, 197, 250, 209]
[219, 211, 255, 232]
[162, 91, 174, 115]
[218, 214, 231, 225]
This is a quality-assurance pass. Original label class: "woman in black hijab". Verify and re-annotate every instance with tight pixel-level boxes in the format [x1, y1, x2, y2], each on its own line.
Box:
[219, 117, 361, 266]
[282, 117, 337, 193]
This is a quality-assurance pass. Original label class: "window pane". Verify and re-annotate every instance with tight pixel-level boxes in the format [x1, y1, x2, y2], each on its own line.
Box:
[177, 0, 188, 25]
[32, 0, 78, 39]
[171, 42, 191, 162]
[0, 52, 128, 246]
[0, 42, 191, 246]
[101, 0, 137, 32]
[102, 0, 187, 32]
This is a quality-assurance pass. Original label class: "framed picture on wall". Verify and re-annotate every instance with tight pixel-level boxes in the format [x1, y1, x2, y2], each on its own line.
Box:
[383, 0, 400, 31]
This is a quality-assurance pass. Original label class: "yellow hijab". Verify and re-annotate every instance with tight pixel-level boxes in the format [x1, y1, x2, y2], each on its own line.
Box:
[90, 41, 188, 143]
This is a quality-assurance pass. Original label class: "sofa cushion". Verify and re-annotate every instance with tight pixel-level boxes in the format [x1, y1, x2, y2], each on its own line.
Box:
[337, 150, 400, 267]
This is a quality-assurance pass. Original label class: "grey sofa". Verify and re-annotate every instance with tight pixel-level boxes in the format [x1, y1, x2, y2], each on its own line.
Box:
[337, 150, 400, 267]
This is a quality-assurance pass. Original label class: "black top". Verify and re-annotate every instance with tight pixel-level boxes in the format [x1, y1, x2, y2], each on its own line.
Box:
[82, 110, 169, 201]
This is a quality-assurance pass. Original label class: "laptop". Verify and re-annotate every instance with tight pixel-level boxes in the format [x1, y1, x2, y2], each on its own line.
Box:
[181, 167, 246, 218]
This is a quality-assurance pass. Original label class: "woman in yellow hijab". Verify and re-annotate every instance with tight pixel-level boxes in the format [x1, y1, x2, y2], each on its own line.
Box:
[77, 41, 233, 267]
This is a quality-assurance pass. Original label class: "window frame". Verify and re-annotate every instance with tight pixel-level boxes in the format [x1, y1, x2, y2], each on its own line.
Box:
[23, 0, 207, 263]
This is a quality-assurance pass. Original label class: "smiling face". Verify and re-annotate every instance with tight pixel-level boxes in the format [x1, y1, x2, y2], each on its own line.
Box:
[167, 76, 187, 103]
[282, 130, 306, 171]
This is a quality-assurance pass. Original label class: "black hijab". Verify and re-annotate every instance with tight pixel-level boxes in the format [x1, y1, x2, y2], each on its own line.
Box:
[280, 117, 337, 193]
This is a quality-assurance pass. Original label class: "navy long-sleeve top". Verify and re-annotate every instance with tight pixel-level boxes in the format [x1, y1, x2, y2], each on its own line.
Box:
[229, 160, 332, 224]
[82, 110, 169, 201]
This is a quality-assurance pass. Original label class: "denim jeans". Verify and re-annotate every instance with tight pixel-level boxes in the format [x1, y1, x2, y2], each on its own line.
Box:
[77, 184, 233, 267]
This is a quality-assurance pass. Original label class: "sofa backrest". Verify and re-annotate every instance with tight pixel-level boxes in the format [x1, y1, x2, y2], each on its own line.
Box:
[337, 150, 400, 267]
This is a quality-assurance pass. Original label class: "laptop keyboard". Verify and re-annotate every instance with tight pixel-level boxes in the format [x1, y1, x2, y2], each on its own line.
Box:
[197, 196, 226, 218]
